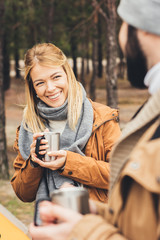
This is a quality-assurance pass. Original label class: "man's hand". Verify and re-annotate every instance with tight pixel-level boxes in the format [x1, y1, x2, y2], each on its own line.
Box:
[29, 201, 82, 240]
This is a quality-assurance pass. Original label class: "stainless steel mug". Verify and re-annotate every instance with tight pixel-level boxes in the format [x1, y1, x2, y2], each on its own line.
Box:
[43, 132, 60, 161]
[50, 187, 90, 214]
[36, 132, 60, 161]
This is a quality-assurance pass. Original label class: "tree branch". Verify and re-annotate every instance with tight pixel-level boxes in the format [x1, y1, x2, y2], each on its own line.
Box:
[92, 0, 108, 22]
[70, 0, 107, 34]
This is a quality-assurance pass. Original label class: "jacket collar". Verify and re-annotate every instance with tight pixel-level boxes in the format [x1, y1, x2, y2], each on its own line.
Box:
[120, 89, 160, 142]
[90, 99, 119, 133]
[110, 89, 160, 193]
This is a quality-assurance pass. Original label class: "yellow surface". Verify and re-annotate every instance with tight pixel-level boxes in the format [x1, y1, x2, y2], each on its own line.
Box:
[0, 212, 30, 240]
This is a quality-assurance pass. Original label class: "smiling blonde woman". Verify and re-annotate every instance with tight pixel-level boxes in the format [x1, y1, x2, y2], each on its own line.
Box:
[11, 43, 121, 205]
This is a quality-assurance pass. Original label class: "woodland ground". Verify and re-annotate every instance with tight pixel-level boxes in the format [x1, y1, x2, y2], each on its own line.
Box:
[1, 74, 149, 228]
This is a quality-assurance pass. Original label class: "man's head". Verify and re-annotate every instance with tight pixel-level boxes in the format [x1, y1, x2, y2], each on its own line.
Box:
[117, 0, 160, 88]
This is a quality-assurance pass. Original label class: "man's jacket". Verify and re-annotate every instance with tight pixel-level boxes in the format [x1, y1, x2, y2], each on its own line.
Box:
[68, 90, 160, 240]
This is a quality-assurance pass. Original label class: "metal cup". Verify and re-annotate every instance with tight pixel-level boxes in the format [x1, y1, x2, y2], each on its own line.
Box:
[50, 187, 90, 214]
[43, 132, 60, 162]
[43, 132, 60, 161]
[35, 132, 60, 161]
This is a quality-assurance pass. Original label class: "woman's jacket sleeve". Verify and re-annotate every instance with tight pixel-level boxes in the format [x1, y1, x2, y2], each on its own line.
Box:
[10, 127, 43, 202]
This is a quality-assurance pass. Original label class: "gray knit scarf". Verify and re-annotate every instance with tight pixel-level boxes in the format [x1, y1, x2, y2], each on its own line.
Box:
[18, 84, 93, 201]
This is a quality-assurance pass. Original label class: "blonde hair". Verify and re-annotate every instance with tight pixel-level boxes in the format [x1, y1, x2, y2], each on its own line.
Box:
[23, 43, 83, 133]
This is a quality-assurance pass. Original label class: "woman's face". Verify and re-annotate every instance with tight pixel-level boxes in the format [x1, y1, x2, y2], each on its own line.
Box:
[30, 64, 69, 108]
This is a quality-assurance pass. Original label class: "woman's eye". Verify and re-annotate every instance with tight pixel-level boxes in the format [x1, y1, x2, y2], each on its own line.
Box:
[54, 75, 61, 79]
[35, 82, 44, 87]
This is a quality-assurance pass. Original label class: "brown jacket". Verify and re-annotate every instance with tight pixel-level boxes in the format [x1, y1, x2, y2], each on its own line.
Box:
[11, 100, 121, 203]
[68, 90, 160, 240]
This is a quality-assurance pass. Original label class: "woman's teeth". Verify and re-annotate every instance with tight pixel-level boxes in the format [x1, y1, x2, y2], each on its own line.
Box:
[48, 92, 60, 99]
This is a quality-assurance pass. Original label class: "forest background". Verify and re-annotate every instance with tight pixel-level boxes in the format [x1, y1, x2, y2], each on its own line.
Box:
[0, 0, 149, 227]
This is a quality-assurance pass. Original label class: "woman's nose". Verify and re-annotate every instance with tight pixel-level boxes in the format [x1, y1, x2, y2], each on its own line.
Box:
[47, 80, 56, 91]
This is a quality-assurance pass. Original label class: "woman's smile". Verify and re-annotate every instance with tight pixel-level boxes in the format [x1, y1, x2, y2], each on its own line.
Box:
[47, 91, 61, 100]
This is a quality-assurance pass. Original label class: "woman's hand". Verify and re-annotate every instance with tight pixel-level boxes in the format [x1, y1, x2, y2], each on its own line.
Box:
[32, 150, 67, 171]
[30, 128, 67, 170]
[30, 130, 49, 162]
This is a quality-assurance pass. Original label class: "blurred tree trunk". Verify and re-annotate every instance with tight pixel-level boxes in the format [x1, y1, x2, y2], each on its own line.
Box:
[105, 0, 118, 108]
[26, 0, 37, 48]
[85, 26, 90, 75]
[98, 14, 103, 78]
[80, 0, 86, 87]
[0, 0, 9, 179]
[14, 34, 20, 79]
[90, 9, 98, 101]
[81, 57, 85, 87]
[92, 0, 118, 108]
[3, 31, 10, 90]
[117, 49, 125, 79]
[70, 35, 78, 78]
[47, 0, 54, 42]
[12, 3, 20, 79]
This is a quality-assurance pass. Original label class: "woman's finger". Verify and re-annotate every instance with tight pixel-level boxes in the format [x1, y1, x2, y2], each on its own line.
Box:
[47, 150, 66, 157]
[33, 132, 44, 140]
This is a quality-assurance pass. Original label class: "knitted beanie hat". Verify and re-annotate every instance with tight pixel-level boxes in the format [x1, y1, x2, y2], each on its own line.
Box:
[117, 0, 160, 36]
